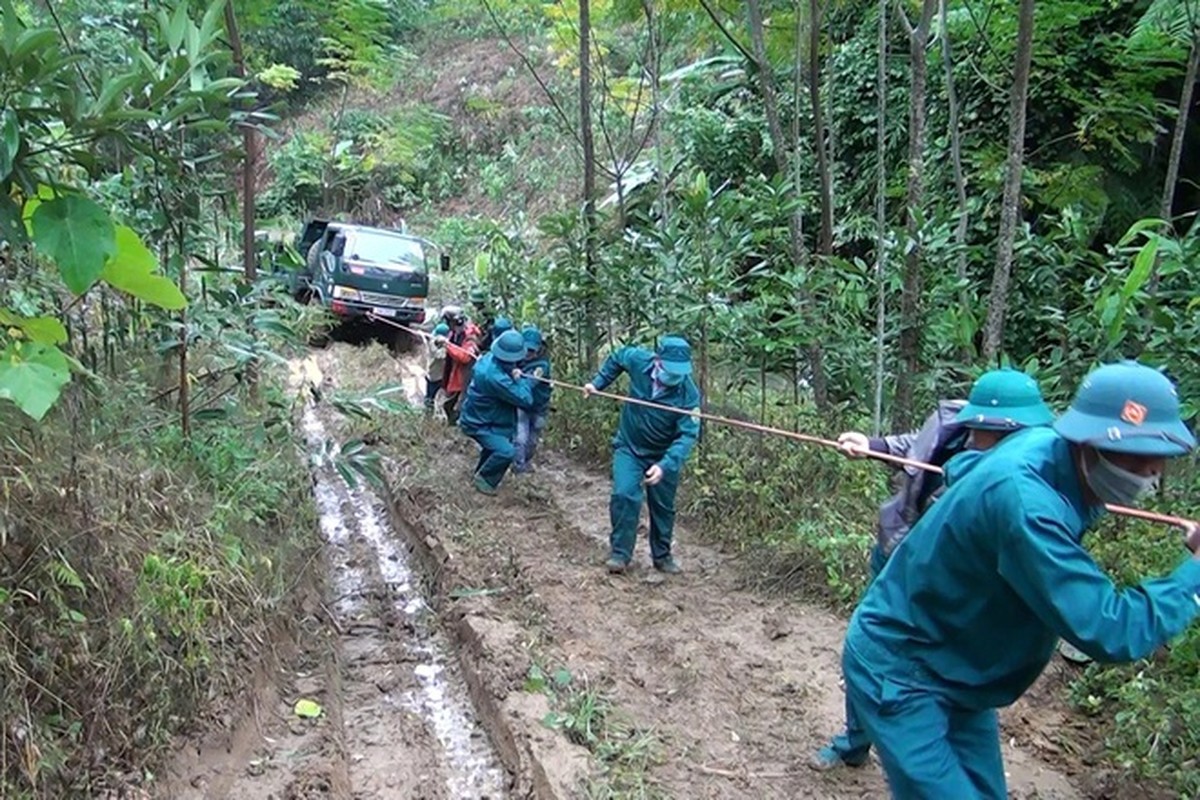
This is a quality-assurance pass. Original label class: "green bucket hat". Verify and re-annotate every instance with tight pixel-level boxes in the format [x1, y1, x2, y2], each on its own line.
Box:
[468, 286, 489, 305]
[954, 369, 1054, 431]
[1053, 360, 1195, 457]
[493, 316, 513, 335]
[655, 336, 693, 379]
[491, 329, 527, 364]
[433, 322, 449, 336]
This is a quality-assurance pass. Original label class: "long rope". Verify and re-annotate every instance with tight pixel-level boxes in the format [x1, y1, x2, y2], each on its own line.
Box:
[367, 313, 1197, 533]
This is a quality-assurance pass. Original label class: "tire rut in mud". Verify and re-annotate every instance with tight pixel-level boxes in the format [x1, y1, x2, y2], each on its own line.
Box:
[158, 394, 507, 800]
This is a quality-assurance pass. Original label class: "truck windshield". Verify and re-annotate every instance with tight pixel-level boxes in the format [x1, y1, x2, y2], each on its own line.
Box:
[346, 231, 426, 270]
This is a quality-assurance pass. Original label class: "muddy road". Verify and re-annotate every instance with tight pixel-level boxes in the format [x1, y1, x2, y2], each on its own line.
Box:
[163, 342, 1095, 799]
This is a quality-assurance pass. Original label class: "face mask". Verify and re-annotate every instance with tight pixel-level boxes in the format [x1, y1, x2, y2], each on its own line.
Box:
[1085, 450, 1160, 505]
[654, 364, 684, 387]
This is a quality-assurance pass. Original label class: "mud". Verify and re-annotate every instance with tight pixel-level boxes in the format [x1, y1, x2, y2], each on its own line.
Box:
[158, 364, 507, 799]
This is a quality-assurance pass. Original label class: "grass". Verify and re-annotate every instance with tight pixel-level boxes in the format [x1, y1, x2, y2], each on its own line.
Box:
[525, 665, 667, 800]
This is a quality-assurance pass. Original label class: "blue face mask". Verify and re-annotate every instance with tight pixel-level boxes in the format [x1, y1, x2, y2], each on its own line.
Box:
[654, 364, 685, 387]
[1085, 450, 1160, 505]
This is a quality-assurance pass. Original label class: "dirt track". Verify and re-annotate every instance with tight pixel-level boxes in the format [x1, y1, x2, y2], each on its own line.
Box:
[162, 343, 1091, 799]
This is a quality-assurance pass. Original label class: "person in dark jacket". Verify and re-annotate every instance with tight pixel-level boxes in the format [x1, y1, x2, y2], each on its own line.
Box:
[583, 336, 700, 575]
[513, 325, 552, 474]
[812, 368, 1054, 772]
[458, 330, 535, 495]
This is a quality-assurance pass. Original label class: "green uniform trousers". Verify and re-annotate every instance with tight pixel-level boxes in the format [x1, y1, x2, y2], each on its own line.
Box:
[609, 446, 678, 564]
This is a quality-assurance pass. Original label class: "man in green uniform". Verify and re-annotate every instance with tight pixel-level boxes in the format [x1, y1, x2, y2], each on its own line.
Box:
[458, 330, 536, 495]
[841, 361, 1198, 798]
[584, 337, 700, 575]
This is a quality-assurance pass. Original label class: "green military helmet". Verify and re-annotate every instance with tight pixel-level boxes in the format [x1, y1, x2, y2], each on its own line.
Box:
[1053, 360, 1195, 457]
[491, 329, 527, 364]
[954, 368, 1054, 431]
[468, 286, 490, 305]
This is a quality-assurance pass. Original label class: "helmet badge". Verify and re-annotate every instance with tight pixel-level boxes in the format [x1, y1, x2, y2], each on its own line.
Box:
[1120, 400, 1148, 426]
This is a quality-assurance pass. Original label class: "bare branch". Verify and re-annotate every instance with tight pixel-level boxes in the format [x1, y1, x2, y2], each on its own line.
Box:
[698, 0, 757, 63]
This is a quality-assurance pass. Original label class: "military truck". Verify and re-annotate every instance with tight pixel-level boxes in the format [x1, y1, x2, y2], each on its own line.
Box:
[289, 219, 449, 324]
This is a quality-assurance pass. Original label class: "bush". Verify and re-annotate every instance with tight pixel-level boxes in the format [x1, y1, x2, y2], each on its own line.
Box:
[0, 375, 314, 797]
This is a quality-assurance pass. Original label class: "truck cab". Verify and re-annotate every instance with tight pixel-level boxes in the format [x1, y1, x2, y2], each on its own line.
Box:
[294, 220, 448, 323]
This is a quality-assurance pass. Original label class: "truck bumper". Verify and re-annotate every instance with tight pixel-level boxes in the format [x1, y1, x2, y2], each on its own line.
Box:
[330, 300, 426, 323]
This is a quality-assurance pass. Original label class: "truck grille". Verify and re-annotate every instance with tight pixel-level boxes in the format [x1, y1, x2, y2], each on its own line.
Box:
[359, 292, 417, 307]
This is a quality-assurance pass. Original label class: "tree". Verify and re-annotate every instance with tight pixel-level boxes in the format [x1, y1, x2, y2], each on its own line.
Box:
[873, 0, 889, 435]
[744, 0, 829, 409]
[893, 0, 938, 426]
[1141, 0, 1200, 294]
[809, 0, 834, 256]
[580, 0, 599, 367]
[982, 0, 1037, 362]
[939, 0, 971, 343]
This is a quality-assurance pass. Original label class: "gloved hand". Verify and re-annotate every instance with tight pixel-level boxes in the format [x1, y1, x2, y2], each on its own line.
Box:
[644, 464, 664, 486]
[583, 383, 597, 398]
[837, 431, 870, 458]
[511, 368, 523, 380]
[532, 367, 545, 379]
[432, 335, 447, 345]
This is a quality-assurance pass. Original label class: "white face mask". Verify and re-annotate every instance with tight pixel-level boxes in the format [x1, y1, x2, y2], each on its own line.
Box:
[1084, 450, 1160, 505]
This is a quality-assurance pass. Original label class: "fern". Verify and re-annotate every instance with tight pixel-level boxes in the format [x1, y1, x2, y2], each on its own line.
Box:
[1131, 0, 1199, 48]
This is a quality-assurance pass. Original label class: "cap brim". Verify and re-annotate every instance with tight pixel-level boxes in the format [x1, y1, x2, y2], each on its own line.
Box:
[1053, 410, 1196, 457]
[954, 404, 1055, 430]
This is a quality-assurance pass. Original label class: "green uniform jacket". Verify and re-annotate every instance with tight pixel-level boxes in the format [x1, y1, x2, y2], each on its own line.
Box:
[854, 426, 1200, 711]
[458, 353, 535, 437]
[590, 346, 700, 474]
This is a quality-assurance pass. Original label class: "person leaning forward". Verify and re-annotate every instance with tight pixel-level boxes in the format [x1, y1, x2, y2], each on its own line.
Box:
[583, 336, 700, 576]
[813, 368, 1054, 773]
[458, 330, 536, 495]
[840, 361, 1199, 799]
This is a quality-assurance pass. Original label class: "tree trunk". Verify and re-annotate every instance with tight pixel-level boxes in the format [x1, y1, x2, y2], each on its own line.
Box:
[223, 2, 256, 283]
[940, 0, 971, 354]
[748, 0, 829, 409]
[580, 0, 599, 368]
[1150, 34, 1199, 295]
[641, 0, 670, 226]
[809, 0, 834, 255]
[893, 0, 938, 427]
[872, 0, 889, 436]
[981, 0, 1036, 362]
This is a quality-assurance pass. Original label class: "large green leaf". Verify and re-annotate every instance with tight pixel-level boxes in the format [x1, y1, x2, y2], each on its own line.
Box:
[101, 225, 186, 310]
[0, 309, 67, 344]
[31, 195, 116, 294]
[0, 341, 71, 421]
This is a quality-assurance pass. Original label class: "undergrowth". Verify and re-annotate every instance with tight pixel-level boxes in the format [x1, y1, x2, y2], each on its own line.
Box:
[0, 367, 314, 798]
[526, 664, 667, 800]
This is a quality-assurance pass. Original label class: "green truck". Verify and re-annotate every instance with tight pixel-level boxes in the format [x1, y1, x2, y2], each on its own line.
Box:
[288, 219, 448, 324]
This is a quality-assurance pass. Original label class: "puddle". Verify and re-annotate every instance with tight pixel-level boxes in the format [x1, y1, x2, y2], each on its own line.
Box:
[303, 407, 508, 798]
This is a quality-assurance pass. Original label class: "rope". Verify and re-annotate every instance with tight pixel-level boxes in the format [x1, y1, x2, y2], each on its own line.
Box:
[366, 313, 1197, 533]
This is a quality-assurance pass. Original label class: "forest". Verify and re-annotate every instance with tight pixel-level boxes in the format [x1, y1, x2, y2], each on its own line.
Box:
[1, 0, 1199, 796]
